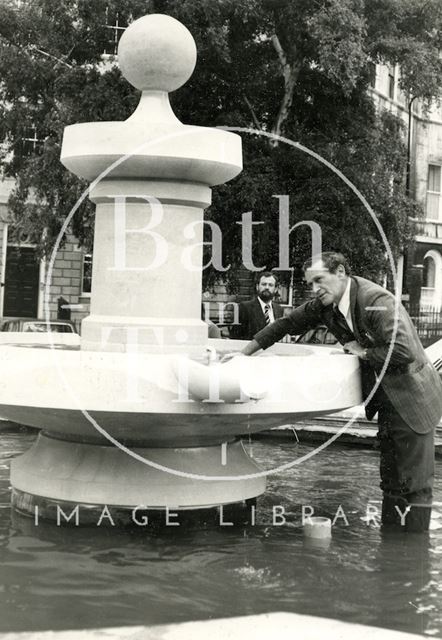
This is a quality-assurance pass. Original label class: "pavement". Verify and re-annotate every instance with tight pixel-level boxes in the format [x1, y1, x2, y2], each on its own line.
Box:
[0, 613, 429, 640]
[258, 407, 442, 457]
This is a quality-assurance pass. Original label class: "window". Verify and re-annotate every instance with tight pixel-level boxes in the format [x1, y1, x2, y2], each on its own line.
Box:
[20, 126, 44, 157]
[423, 256, 436, 288]
[388, 65, 395, 100]
[103, 9, 126, 56]
[426, 164, 441, 220]
[82, 254, 92, 295]
[421, 250, 442, 310]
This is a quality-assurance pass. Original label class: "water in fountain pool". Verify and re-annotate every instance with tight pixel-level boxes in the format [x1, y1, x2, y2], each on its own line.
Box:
[1, 425, 442, 637]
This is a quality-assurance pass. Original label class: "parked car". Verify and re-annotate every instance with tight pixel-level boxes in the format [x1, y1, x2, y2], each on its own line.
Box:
[295, 325, 338, 346]
[0, 318, 78, 334]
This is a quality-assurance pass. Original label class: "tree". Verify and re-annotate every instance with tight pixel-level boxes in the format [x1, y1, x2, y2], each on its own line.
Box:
[0, 0, 440, 289]
[0, 0, 144, 251]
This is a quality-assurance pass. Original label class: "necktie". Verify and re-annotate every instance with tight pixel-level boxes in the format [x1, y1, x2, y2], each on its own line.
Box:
[332, 306, 354, 342]
[264, 304, 271, 325]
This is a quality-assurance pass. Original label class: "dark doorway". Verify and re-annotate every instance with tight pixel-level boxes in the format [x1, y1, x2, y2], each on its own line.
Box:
[3, 246, 40, 317]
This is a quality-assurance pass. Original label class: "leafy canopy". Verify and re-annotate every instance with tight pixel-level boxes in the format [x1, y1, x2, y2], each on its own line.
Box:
[0, 0, 440, 287]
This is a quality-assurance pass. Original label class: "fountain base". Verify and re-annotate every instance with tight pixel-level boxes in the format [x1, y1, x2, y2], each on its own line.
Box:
[10, 433, 265, 519]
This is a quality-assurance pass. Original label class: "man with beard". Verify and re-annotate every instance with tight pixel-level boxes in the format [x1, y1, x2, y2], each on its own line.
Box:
[227, 252, 442, 532]
[230, 271, 284, 340]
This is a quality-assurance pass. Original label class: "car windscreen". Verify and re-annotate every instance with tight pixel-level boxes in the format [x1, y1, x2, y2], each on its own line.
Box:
[23, 323, 74, 333]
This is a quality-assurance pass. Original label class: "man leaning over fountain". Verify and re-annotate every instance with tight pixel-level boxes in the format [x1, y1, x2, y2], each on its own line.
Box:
[230, 251, 442, 533]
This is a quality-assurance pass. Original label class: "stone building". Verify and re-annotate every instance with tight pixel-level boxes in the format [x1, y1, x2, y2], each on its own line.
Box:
[0, 177, 91, 328]
[410, 111, 442, 310]
[370, 64, 442, 310]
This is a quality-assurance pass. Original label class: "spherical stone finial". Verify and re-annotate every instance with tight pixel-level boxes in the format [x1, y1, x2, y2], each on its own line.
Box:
[118, 14, 197, 92]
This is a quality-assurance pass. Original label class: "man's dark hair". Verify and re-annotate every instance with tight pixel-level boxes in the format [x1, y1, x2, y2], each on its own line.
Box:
[303, 252, 351, 275]
[255, 271, 278, 286]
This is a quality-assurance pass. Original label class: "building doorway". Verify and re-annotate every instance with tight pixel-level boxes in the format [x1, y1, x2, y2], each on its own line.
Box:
[3, 245, 40, 317]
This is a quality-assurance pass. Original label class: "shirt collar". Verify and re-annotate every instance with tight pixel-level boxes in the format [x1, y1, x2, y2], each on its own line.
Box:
[257, 297, 272, 312]
[337, 278, 351, 318]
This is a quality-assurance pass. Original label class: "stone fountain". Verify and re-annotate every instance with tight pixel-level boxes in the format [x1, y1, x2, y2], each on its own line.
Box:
[0, 14, 362, 521]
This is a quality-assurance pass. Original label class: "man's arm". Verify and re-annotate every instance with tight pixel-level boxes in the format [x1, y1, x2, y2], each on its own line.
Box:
[241, 339, 261, 356]
[242, 298, 323, 353]
[361, 291, 417, 367]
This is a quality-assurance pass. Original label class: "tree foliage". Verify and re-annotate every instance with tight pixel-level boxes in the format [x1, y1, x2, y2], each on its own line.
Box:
[0, 0, 441, 287]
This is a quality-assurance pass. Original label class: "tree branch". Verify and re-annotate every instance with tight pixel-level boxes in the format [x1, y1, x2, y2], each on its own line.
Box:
[270, 34, 301, 144]
[28, 44, 73, 69]
[271, 33, 288, 69]
[0, 35, 73, 69]
[243, 95, 261, 129]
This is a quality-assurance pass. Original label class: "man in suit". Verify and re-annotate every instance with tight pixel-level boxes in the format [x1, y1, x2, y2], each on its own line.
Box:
[230, 271, 284, 340]
[234, 252, 442, 532]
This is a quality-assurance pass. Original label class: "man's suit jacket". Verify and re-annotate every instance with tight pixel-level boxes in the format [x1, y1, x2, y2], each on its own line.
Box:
[254, 276, 442, 434]
[231, 297, 284, 340]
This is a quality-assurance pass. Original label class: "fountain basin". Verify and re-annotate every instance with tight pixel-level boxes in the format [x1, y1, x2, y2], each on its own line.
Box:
[0, 340, 361, 446]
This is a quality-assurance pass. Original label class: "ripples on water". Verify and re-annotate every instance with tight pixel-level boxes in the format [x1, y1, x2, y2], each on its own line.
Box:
[0, 426, 442, 636]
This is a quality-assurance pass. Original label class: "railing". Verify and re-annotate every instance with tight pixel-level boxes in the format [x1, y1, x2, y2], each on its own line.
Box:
[420, 287, 440, 310]
[408, 305, 442, 347]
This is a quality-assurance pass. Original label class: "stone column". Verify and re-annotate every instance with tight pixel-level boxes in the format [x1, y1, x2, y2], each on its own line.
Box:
[60, 14, 242, 353]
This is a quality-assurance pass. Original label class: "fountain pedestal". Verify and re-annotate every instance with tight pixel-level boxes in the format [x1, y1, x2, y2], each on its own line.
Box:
[81, 178, 213, 353]
[11, 434, 264, 515]
[60, 15, 242, 353]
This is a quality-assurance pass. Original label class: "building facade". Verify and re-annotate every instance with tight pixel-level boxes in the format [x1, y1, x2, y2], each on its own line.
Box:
[0, 178, 91, 328]
[370, 64, 442, 311]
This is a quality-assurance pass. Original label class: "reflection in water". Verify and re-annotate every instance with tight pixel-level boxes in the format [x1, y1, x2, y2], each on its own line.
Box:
[0, 426, 442, 635]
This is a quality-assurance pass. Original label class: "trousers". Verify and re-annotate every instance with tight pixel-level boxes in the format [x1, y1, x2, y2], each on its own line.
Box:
[377, 389, 435, 532]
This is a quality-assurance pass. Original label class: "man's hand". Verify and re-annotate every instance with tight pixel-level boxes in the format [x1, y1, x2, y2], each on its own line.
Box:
[343, 340, 366, 358]
[220, 352, 243, 363]
[220, 339, 261, 363]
